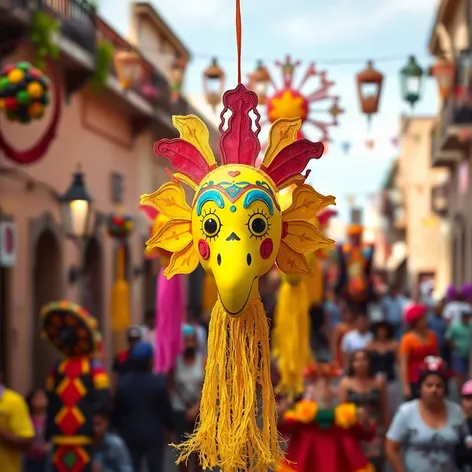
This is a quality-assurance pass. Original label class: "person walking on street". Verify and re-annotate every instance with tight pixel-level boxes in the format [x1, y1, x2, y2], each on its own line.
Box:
[340, 313, 373, 370]
[399, 304, 438, 400]
[381, 285, 408, 340]
[23, 389, 49, 472]
[339, 349, 389, 472]
[114, 342, 173, 472]
[169, 324, 205, 472]
[111, 326, 142, 391]
[446, 309, 472, 391]
[386, 356, 463, 472]
[455, 380, 472, 471]
[367, 321, 400, 413]
[0, 367, 34, 472]
[91, 404, 133, 472]
[331, 305, 356, 368]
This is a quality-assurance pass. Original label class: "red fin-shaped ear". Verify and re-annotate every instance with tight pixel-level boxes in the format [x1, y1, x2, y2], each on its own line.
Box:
[260, 139, 324, 187]
[153, 138, 214, 185]
[218, 84, 261, 166]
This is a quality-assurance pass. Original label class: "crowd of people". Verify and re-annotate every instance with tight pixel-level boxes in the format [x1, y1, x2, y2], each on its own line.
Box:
[2, 282, 472, 472]
[271, 281, 472, 472]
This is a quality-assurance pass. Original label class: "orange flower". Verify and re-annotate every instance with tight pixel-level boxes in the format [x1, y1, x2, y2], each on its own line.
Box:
[334, 403, 357, 429]
[355, 463, 375, 472]
[284, 410, 298, 422]
[295, 400, 318, 423]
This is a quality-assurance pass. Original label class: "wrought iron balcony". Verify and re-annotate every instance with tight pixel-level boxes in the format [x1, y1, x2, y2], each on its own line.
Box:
[2, 0, 96, 56]
[431, 52, 472, 167]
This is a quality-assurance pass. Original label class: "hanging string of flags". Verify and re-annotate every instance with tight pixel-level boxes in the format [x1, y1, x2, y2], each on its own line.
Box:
[329, 131, 424, 155]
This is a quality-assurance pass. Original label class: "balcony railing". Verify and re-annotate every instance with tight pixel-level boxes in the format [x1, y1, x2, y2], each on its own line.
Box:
[96, 19, 172, 109]
[9, 0, 97, 55]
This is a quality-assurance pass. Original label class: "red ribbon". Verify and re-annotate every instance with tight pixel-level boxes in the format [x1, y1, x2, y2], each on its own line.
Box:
[0, 59, 62, 165]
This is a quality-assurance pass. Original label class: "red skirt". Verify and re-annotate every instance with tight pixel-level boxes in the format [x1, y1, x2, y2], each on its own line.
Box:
[277, 422, 374, 472]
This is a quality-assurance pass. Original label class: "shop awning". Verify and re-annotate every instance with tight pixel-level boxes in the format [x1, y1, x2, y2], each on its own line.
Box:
[386, 241, 408, 271]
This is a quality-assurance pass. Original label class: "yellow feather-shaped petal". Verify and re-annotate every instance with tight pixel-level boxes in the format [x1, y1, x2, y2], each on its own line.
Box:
[282, 184, 335, 223]
[146, 220, 192, 253]
[172, 115, 217, 167]
[163, 242, 199, 278]
[140, 182, 191, 220]
[282, 220, 334, 255]
[261, 117, 302, 168]
[276, 241, 311, 275]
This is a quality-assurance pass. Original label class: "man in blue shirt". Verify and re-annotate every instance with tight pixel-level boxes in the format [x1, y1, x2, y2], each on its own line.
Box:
[380, 285, 408, 340]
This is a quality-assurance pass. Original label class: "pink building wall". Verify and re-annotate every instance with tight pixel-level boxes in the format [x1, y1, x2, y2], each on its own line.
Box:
[0, 45, 145, 393]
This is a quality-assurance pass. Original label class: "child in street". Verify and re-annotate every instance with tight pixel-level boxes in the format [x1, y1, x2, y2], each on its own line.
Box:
[455, 380, 472, 471]
[446, 309, 472, 390]
[24, 389, 49, 472]
[92, 404, 133, 472]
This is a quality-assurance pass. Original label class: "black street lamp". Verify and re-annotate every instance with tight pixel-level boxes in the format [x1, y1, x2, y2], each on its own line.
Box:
[60, 166, 94, 240]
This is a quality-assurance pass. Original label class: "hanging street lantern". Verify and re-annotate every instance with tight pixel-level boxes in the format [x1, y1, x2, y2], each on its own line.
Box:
[400, 55, 424, 108]
[203, 57, 225, 111]
[430, 56, 456, 99]
[114, 49, 144, 89]
[60, 166, 95, 240]
[249, 60, 271, 105]
[170, 55, 187, 102]
[356, 60, 384, 127]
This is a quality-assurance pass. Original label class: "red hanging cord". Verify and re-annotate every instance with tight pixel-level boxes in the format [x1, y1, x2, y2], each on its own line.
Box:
[236, 0, 242, 83]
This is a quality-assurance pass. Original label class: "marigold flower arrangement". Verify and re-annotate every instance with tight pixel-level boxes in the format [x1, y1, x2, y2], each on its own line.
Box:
[284, 400, 358, 429]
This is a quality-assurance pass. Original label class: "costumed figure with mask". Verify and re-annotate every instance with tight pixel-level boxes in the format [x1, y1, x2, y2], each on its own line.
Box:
[41, 301, 110, 472]
[277, 362, 375, 472]
[139, 205, 186, 373]
[140, 46, 335, 472]
[336, 207, 374, 313]
[272, 186, 336, 400]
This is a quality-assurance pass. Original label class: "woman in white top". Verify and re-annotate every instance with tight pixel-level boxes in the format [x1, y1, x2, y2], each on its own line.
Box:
[169, 324, 206, 472]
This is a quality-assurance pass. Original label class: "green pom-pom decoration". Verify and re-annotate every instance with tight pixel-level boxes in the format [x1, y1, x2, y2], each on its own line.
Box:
[0, 77, 9, 91]
[16, 62, 32, 71]
[16, 90, 30, 106]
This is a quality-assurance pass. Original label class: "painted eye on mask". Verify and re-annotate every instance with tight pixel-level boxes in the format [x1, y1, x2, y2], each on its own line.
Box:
[247, 210, 270, 239]
[201, 210, 222, 240]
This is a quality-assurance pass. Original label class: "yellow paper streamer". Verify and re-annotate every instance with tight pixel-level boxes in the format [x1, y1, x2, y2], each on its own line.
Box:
[272, 278, 312, 399]
[110, 245, 130, 331]
[174, 296, 282, 472]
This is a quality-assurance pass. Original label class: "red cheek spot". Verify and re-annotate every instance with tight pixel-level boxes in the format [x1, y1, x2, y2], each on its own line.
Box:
[282, 221, 289, 239]
[260, 238, 273, 260]
[198, 239, 210, 260]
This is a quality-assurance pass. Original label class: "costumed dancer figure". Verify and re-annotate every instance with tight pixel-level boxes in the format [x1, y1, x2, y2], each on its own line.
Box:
[41, 301, 110, 472]
[277, 361, 375, 472]
[140, 205, 186, 373]
[336, 207, 374, 313]
[140, 83, 335, 469]
[272, 186, 336, 399]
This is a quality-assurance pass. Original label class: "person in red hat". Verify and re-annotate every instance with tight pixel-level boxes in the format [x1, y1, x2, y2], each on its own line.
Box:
[399, 304, 439, 400]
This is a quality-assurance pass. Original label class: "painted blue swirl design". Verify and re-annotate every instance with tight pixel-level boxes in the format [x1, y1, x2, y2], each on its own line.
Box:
[196, 190, 225, 216]
[243, 189, 274, 215]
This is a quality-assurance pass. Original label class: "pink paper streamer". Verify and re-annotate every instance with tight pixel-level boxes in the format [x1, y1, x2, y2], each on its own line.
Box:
[154, 268, 186, 373]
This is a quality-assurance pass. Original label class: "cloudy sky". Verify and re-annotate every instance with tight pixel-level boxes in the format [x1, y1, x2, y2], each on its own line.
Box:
[100, 0, 438, 222]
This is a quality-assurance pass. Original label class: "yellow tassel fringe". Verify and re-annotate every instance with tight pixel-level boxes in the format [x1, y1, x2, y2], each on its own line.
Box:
[174, 296, 282, 471]
[272, 281, 312, 400]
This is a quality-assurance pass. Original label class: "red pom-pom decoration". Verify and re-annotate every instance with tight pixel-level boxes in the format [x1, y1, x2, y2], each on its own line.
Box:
[0, 61, 51, 125]
[107, 214, 134, 239]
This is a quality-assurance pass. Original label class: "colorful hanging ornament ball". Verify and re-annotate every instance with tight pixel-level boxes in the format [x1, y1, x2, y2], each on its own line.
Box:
[0, 62, 51, 124]
[107, 214, 134, 239]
